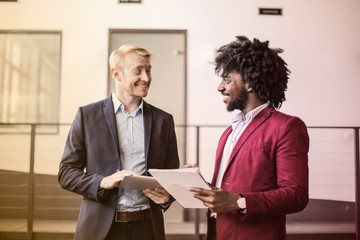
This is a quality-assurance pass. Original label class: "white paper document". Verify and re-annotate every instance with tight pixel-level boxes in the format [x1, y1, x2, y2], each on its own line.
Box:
[118, 175, 162, 191]
[148, 168, 211, 209]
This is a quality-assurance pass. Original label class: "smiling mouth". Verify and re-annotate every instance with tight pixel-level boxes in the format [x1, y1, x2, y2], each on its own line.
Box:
[221, 92, 230, 101]
[135, 83, 149, 88]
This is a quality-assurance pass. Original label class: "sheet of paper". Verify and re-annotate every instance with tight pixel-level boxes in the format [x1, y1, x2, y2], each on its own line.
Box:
[118, 175, 162, 191]
[148, 168, 211, 209]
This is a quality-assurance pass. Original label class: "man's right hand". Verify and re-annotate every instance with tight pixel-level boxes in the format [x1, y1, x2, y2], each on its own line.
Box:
[182, 163, 198, 168]
[99, 170, 137, 190]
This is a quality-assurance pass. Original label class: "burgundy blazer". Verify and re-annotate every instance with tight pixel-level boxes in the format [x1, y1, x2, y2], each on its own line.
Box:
[208, 106, 309, 240]
[58, 95, 180, 240]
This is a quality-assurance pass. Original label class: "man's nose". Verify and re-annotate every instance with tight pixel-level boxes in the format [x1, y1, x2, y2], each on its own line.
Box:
[141, 71, 151, 81]
[217, 81, 224, 92]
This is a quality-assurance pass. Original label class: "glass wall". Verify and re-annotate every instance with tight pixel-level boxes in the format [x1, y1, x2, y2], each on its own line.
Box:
[0, 124, 358, 239]
[0, 32, 61, 129]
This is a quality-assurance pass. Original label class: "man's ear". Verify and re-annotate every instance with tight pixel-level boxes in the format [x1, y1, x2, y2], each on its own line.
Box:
[111, 69, 121, 81]
[245, 83, 253, 92]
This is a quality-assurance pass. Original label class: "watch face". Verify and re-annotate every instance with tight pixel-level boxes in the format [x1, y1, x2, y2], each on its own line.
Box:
[237, 197, 246, 209]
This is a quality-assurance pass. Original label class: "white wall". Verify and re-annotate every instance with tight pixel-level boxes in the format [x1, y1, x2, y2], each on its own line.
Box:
[1, 0, 359, 126]
[1, 0, 360, 201]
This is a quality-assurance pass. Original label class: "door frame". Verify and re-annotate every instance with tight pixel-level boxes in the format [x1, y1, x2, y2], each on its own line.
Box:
[107, 28, 188, 162]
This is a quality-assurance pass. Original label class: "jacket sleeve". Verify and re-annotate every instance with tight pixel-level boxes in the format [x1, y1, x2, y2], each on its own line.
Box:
[57, 108, 104, 202]
[162, 115, 180, 211]
[166, 115, 181, 169]
[243, 117, 309, 219]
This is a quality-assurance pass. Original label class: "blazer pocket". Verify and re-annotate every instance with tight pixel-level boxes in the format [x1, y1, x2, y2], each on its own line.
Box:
[243, 141, 272, 152]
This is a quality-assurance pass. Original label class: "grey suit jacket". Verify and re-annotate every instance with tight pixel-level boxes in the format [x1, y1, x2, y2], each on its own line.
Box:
[58, 95, 180, 240]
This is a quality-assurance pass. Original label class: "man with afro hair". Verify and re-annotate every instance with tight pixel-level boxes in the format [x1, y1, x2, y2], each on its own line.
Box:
[190, 36, 309, 240]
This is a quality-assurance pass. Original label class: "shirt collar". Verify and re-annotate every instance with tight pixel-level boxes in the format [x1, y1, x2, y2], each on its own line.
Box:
[111, 91, 143, 115]
[231, 102, 269, 128]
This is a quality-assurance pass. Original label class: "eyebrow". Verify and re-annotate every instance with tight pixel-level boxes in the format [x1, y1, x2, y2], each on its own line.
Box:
[134, 63, 151, 69]
[223, 74, 231, 79]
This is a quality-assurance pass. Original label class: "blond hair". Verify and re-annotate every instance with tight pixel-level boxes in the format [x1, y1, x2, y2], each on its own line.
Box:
[109, 44, 152, 71]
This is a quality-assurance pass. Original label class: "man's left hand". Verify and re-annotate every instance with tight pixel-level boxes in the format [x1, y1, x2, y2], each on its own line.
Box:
[143, 187, 170, 205]
[189, 187, 239, 213]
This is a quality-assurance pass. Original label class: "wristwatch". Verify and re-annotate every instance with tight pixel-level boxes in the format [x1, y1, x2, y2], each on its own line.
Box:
[237, 194, 246, 210]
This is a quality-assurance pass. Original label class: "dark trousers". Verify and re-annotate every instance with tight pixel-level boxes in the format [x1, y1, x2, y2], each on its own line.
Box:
[104, 219, 156, 240]
[207, 216, 217, 240]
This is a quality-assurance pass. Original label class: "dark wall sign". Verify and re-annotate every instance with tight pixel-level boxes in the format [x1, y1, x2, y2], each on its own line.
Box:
[259, 8, 282, 16]
[119, 0, 141, 3]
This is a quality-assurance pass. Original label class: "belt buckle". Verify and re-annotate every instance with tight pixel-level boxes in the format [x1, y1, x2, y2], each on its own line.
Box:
[115, 211, 131, 223]
[115, 209, 150, 223]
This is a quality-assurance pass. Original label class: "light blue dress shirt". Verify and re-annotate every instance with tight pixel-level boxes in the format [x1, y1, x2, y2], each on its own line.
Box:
[112, 92, 150, 211]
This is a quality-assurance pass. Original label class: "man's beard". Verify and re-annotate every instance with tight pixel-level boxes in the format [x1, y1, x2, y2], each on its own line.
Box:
[227, 86, 249, 112]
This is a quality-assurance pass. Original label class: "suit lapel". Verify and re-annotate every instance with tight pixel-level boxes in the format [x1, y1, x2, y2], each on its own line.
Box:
[226, 106, 274, 168]
[143, 101, 152, 171]
[103, 96, 120, 159]
[211, 126, 232, 185]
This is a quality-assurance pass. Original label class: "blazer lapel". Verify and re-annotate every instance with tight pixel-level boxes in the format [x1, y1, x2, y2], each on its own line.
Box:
[103, 96, 120, 159]
[143, 101, 152, 171]
[211, 126, 232, 185]
[226, 106, 274, 168]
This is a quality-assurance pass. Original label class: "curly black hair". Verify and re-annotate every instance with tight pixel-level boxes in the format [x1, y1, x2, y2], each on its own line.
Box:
[215, 36, 289, 109]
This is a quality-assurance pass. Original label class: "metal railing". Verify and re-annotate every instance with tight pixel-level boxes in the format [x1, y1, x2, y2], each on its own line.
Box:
[0, 123, 359, 240]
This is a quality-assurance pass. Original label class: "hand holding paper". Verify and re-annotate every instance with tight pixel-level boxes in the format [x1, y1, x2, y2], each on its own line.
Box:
[148, 168, 211, 208]
[189, 187, 240, 213]
[143, 187, 170, 205]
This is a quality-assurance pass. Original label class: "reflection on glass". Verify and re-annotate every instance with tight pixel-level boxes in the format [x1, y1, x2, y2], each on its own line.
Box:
[0, 32, 61, 133]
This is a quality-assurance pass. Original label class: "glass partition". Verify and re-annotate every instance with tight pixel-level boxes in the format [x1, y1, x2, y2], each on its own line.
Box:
[0, 124, 358, 239]
[0, 31, 61, 133]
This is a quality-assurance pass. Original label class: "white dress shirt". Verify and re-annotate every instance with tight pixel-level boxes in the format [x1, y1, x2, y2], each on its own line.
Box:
[211, 103, 269, 217]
